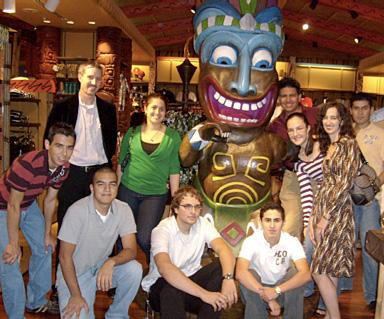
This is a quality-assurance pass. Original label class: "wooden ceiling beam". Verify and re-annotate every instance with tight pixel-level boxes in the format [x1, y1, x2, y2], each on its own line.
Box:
[285, 27, 377, 58]
[150, 31, 194, 48]
[284, 9, 384, 45]
[318, 0, 384, 24]
[138, 18, 193, 34]
[120, 0, 194, 18]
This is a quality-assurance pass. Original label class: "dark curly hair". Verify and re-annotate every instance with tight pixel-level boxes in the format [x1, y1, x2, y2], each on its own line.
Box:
[317, 101, 354, 153]
[278, 77, 301, 95]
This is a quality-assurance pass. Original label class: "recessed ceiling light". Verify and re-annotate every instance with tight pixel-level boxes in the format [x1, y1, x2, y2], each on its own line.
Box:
[22, 8, 38, 13]
[43, 18, 51, 24]
[66, 20, 74, 24]
[88, 21, 96, 25]
[302, 23, 309, 31]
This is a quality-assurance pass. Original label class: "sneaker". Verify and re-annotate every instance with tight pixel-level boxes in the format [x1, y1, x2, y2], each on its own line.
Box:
[26, 300, 60, 315]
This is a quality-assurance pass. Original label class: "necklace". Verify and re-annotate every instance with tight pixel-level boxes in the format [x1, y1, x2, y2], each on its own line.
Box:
[150, 129, 161, 142]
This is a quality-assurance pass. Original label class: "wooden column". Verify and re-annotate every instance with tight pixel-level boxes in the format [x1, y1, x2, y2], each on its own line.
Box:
[119, 37, 132, 133]
[34, 26, 60, 79]
[96, 26, 122, 103]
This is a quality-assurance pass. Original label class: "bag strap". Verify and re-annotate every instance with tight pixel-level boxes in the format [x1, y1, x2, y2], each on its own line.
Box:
[121, 126, 136, 172]
[358, 147, 368, 165]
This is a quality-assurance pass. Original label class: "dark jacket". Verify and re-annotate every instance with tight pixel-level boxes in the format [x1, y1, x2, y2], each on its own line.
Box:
[44, 94, 117, 165]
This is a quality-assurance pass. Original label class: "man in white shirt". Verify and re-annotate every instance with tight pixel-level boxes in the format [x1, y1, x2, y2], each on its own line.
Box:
[350, 92, 384, 311]
[141, 186, 237, 319]
[236, 202, 310, 318]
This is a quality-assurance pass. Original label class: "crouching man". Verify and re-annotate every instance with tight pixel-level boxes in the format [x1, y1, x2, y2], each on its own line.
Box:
[57, 167, 142, 319]
[142, 186, 237, 319]
[236, 202, 310, 319]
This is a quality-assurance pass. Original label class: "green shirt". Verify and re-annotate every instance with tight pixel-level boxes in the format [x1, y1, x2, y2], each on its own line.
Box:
[119, 125, 181, 195]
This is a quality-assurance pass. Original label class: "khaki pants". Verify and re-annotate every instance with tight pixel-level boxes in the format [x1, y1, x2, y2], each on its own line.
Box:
[280, 170, 302, 238]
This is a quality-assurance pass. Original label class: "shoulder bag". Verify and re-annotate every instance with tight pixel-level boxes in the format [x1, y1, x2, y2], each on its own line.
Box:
[350, 150, 381, 206]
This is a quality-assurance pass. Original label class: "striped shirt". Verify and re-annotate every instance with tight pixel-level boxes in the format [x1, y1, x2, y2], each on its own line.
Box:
[0, 150, 69, 210]
[294, 153, 324, 226]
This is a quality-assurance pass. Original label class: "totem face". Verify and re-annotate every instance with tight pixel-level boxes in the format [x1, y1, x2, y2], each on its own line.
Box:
[198, 31, 278, 128]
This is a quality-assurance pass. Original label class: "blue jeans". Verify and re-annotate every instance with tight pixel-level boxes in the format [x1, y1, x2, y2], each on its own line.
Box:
[240, 267, 304, 319]
[57, 258, 142, 319]
[0, 201, 52, 319]
[353, 199, 380, 304]
[117, 185, 168, 261]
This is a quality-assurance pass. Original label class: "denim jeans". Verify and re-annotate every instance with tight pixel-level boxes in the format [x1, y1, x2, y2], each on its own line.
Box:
[117, 185, 168, 261]
[352, 199, 380, 304]
[57, 258, 142, 319]
[0, 201, 52, 319]
[240, 267, 304, 319]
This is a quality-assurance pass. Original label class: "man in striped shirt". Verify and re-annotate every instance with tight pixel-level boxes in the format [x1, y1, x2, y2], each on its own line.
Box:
[0, 122, 75, 318]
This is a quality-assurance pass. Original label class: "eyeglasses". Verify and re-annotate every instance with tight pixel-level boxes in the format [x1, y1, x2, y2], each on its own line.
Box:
[179, 204, 203, 212]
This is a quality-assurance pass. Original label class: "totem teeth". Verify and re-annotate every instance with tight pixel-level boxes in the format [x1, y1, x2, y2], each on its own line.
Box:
[214, 90, 267, 111]
[218, 113, 258, 123]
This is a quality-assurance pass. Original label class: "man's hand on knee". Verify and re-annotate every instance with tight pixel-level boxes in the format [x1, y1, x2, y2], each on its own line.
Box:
[200, 290, 228, 312]
[97, 259, 115, 291]
[63, 295, 89, 319]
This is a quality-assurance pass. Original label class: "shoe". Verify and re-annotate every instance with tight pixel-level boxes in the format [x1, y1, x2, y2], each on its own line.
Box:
[25, 300, 60, 315]
[313, 308, 326, 316]
[368, 301, 376, 312]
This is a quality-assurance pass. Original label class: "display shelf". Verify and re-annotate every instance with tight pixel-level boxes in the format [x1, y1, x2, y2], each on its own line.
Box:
[11, 122, 40, 128]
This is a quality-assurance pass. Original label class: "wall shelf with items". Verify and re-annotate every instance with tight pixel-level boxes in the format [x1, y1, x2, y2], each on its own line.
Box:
[55, 57, 86, 96]
[9, 97, 41, 160]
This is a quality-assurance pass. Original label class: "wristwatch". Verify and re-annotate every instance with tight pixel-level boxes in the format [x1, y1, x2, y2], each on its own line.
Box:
[275, 286, 282, 296]
[222, 273, 234, 280]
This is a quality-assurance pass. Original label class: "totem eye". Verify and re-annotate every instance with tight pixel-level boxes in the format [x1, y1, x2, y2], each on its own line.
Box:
[252, 49, 273, 70]
[210, 46, 237, 66]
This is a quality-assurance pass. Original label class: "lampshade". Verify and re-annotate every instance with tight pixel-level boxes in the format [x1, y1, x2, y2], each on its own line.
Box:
[3, 0, 15, 13]
[44, 0, 60, 12]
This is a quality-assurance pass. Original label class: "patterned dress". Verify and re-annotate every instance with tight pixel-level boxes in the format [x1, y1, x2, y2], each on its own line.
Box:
[311, 136, 360, 277]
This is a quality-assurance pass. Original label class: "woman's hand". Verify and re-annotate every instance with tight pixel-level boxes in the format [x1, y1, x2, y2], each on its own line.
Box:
[315, 216, 329, 243]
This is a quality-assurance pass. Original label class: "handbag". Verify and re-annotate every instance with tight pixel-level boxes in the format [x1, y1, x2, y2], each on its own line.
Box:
[350, 151, 381, 206]
[120, 127, 136, 173]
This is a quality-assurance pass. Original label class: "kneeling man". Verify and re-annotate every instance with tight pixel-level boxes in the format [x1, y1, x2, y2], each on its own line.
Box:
[236, 202, 310, 319]
[57, 167, 142, 319]
[142, 186, 237, 319]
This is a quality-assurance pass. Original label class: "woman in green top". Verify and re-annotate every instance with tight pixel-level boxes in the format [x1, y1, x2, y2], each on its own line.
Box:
[117, 93, 181, 261]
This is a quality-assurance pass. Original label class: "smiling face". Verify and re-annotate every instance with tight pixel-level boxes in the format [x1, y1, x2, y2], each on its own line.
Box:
[278, 86, 302, 114]
[78, 66, 102, 98]
[145, 97, 166, 126]
[45, 134, 75, 169]
[322, 107, 342, 141]
[198, 32, 279, 128]
[287, 115, 310, 148]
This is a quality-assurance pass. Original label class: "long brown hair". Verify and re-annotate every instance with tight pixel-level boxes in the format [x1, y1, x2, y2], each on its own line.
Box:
[317, 101, 354, 153]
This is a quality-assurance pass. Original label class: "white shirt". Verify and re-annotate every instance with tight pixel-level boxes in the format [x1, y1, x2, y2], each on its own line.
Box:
[70, 94, 108, 166]
[141, 215, 221, 292]
[239, 229, 305, 285]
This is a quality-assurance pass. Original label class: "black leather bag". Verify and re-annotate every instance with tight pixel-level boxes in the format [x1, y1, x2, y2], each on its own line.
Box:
[350, 151, 381, 206]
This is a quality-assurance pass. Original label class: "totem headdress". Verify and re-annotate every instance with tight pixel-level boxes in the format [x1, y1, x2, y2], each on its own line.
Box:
[193, 0, 284, 57]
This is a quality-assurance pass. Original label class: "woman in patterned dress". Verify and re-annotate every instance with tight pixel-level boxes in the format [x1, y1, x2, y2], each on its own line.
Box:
[309, 102, 360, 319]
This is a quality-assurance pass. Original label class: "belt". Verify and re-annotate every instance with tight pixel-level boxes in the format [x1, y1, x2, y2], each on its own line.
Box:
[70, 163, 106, 173]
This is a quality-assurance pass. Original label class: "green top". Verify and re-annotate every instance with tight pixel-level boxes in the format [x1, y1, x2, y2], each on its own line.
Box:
[119, 125, 181, 195]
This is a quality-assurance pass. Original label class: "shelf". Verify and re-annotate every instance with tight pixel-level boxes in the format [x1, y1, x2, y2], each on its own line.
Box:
[10, 97, 40, 103]
[11, 122, 40, 128]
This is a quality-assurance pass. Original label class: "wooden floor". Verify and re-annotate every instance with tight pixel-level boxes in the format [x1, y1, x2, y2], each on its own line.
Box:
[0, 249, 376, 318]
